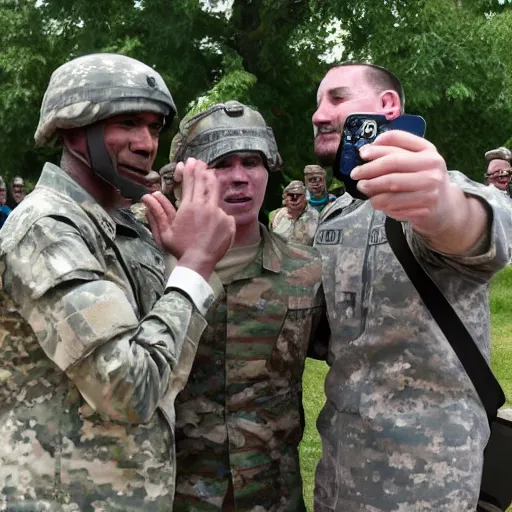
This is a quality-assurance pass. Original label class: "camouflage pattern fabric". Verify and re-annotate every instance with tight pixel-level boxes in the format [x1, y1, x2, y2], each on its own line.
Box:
[0, 163, 208, 510]
[313, 171, 512, 511]
[270, 204, 319, 246]
[172, 227, 325, 511]
[169, 101, 282, 173]
[34, 53, 176, 147]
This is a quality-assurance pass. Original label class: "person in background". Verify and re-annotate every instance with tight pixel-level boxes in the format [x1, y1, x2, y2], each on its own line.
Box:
[303, 164, 336, 212]
[269, 179, 319, 245]
[7, 176, 26, 209]
[0, 177, 12, 228]
[484, 146, 512, 196]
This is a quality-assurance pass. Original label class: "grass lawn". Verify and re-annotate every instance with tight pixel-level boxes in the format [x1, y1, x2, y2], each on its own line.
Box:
[300, 266, 512, 511]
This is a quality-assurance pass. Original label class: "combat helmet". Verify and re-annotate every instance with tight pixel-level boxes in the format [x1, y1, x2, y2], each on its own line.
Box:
[35, 53, 177, 200]
[169, 101, 282, 172]
[303, 165, 326, 178]
[283, 180, 306, 196]
[484, 147, 512, 164]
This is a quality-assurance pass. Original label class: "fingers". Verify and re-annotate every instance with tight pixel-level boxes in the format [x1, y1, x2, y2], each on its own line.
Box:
[352, 147, 446, 181]
[204, 171, 220, 206]
[179, 158, 210, 204]
[141, 192, 176, 235]
[372, 130, 436, 152]
[357, 170, 445, 197]
[144, 205, 162, 248]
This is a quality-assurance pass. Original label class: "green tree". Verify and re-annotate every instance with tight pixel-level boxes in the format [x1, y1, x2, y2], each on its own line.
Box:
[1, 0, 512, 206]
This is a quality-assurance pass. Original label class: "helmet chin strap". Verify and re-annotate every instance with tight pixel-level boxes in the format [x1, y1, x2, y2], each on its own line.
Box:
[86, 123, 149, 202]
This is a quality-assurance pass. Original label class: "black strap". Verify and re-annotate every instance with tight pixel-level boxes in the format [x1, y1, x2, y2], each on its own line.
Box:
[384, 216, 505, 420]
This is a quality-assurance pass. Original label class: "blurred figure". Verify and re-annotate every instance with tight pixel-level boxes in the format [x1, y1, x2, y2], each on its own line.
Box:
[269, 180, 319, 245]
[304, 164, 336, 212]
[159, 161, 178, 206]
[0, 177, 12, 228]
[7, 176, 26, 209]
[484, 146, 512, 196]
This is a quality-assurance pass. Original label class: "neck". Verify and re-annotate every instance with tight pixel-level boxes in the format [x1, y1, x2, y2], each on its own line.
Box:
[311, 191, 327, 200]
[232, 220, 261, 249]
[61, 148, 121, 211]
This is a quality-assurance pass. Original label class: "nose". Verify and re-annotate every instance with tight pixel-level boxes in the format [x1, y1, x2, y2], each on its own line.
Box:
[229, 162, 250, 184]
[130, 126, 155, 156]
[312, 99, 331, 127]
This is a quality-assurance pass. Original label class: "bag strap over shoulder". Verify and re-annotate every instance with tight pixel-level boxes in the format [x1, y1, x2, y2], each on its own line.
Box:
[384, 216, 506, 420]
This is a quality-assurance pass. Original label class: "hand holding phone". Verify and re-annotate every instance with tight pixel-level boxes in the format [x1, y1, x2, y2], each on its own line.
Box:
[333, 113, 426, 199]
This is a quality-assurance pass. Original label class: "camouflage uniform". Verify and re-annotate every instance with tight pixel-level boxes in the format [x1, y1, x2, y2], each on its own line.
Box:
[168, 101, 325, 511]
[313, 172, 512, 511]
[270, 182, 319, 246]
[0, 54, 207, 510]
[173, 227, 324, 512]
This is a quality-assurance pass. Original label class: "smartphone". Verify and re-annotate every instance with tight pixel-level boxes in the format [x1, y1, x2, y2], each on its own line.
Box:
[333, 113, 427, 199]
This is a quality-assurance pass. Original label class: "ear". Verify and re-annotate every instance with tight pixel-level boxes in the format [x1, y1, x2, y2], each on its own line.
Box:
[59, 128, 89, 161]
[380, 90, 402, 120]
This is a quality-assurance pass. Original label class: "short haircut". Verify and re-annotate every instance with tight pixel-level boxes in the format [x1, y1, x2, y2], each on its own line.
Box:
[331, 61, 405, 111]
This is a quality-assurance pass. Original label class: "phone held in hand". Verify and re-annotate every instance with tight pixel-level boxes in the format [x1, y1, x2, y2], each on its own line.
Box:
[333, 113, 427, 200]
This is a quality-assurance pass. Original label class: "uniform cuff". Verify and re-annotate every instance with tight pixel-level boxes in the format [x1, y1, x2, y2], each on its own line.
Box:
[165, 266, 215, 316]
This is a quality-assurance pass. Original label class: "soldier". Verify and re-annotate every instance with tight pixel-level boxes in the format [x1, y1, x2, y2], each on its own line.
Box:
[0, 53, 235, 510]
[6, 176, 26, 209]
[158, 100, 325, 511]
[303, 164, 336, 212]
[311, 62, 512, 511]
[269, 180, 319, 245]
[484, 146, 512, 196]
[0, 177, 11, 228]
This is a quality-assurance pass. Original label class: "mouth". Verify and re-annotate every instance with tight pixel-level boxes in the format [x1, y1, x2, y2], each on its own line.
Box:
[119, 163, 150, 176]
[225, 196, 252, 204]
[316, 127, 341, 138]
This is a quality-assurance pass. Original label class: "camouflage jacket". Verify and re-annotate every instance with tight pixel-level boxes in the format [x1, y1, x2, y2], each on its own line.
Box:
[172, 227, 325, 512]
[269, 205, 319, 246]
[313, 171, 512, 512]
[0, 163, 207, 511]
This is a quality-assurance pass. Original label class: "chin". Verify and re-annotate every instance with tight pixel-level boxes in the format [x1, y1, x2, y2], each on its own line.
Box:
[233, 212, 259, 228]
[314, 144, 336, 166]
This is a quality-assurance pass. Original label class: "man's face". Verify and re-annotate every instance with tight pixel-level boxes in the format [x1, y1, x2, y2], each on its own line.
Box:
[103, 112, 163, 187]
[284, 191, 307, 214]
[0, 187, 6, 205]
[305, 174, 326, 196]
[312, 66, 385, 165]
[486, 159, 511, 191]
[12, 184, 23, 202]
[210, 151, 268, 228]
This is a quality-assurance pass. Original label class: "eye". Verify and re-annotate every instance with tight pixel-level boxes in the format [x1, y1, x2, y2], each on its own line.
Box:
[243, 157, 261, 168]
[149, 123, 163, 135]
[212, 160, 228, 170]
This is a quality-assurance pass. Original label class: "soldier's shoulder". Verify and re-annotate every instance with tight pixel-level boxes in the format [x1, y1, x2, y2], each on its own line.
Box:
[267, 229, 322, 267]
[319, 192, 364, 223]
[0, 189, 87, 256]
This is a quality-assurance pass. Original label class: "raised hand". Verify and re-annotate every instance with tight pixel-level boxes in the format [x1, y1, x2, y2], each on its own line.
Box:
[142, 158, 236, 280]
[351, 130, 488, 254]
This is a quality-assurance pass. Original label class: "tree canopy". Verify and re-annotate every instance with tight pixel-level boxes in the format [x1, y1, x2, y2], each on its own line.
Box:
[1, 0, 511, 210]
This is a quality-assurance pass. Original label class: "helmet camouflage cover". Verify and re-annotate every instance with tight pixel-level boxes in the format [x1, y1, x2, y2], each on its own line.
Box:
[169, 101, 282, 172]
[35, 53, 177, 146]
[303, 164, 326, 178]
[484, 147, 512, 164]
[283, 180, 306, 197]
